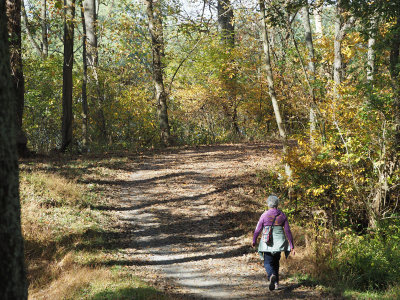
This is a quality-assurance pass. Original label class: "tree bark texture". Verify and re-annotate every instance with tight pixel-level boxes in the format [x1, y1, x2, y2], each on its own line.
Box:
[6, 0, 29, 156]
[0, 0, 28, 297]
[367, 38, 375, 82]
[83, 0, 98, 67]
[367, 17, 376, 83]
[314, 1, 323, 36]
[83, 0, 106, 143]
[61, 0, 75, 151]
[301, 4, 317, 139]
[259, 0, 291, 178]
[259, 0, 285, 140]
[217, 0, 240, 136]
[302, 6, 316, 76]
[333, 2, 354, 98]
[145, 0, 171, 146]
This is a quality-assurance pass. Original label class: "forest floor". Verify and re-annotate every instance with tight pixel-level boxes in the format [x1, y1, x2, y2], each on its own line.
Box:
[90, 143, 340, 299]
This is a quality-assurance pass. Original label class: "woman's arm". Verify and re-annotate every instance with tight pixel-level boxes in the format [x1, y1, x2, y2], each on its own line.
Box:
[252, 212, 266, 246]
[283, 218, 294, 250]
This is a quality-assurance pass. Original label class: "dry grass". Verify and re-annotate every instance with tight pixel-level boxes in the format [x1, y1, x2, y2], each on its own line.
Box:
[19, 158, 174, 300]
[29, 266, 111, 300]
[279, 225, 336, 280]
[19, 167, 107, 298]
[20, 171, 87, 207]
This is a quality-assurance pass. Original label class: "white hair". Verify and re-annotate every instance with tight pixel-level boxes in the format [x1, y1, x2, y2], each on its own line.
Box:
[267, 195, 279, 208]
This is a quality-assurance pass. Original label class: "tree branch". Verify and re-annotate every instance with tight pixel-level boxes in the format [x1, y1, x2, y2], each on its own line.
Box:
[21, 0, 43, 57]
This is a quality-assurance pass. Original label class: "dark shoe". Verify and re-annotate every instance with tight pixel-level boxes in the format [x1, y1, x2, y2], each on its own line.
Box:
[269, 274, 276, 291]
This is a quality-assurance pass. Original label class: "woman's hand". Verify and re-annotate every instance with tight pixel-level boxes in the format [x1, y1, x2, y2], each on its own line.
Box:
[251, 242, 255, 248]
[291, 248, 296, 256]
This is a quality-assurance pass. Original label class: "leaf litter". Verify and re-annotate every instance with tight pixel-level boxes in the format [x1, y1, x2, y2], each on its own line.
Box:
[99, 143, 340, 299]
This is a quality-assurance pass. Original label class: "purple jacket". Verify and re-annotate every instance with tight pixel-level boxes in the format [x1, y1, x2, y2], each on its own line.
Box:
[253, 208, 294, 249]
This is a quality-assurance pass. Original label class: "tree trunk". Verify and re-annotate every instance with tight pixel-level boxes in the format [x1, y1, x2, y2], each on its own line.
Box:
[314, 1, 323, 36]
[61, 0, 75, 152]
[301, 4, 317, 140]
[367, 17, 376, 83]
[333, 1, 343, 98]
[217, 0, 240, 136]
[83, 0, 106, 142]
[81, 2, 88, 151]
[333, 2, 354, 97]
[6, 0, 29, 157]
[217, 0, 234, 47]
[41, 0, 48, 57]
[0, 0, 28, 297]
[145, 0, 171, 146]
[302, 7, 316, 76]
[83, 0, 98, 66]
[259, 0, 291, 178]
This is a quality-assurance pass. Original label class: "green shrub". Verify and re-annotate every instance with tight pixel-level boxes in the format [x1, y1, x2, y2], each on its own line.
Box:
[328, 223, 400, 291]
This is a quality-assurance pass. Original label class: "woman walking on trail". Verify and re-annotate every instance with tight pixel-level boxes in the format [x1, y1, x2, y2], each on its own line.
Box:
[252, 195, 295, 291]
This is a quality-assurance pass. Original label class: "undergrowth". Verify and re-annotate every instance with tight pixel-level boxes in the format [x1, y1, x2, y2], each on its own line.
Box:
[257, 168, 400, 299]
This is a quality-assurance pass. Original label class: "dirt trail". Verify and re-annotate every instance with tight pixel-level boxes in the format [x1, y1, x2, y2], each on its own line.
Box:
[104, 144, 329, 299]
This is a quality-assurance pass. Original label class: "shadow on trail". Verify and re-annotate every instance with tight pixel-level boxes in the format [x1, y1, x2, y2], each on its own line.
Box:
[76, 145, 267, 270]
[103, 245, 252, 266]
[80, 171, 201, 188]
[100, 184, 241, 211]
[20, 142, 282, 180]
[280, 283, 302, 292]
[71, 210, 257, 253]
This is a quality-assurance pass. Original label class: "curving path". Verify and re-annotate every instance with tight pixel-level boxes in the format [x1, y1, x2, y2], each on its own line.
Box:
[103, 144, 334, 299]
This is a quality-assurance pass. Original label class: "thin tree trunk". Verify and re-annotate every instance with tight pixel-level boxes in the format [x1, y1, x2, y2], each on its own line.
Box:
[41, 0, 48, 57]
[145, 0, 171, 146]
[333, 2, 343, 97]
[260, 0, 291, 178]
[0, 0, 28, 297]
[61, 0, 75, 152]
[314, 1, 323, 36]
[83, 0, 106, 142]
[367, 37, 375, 82]
[83, 0, 98, 66]
[81, 2, 88, 151]
[367, 17, 376, 83]
[302, 6, 316, 79]
[333, 2, 354, 97]
[6, 0, 29, 157]
[301, 4, 317, 141]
